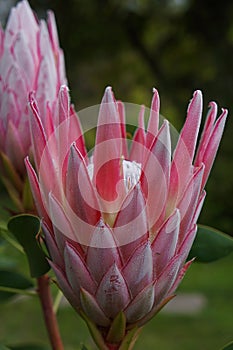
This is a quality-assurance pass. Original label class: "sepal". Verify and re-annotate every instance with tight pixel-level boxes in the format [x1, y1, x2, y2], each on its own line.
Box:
[79, 311, 109, 350]
[106, 311, 126, 344]
[118, 326, 142, 350]
[80, 288, 110, 327]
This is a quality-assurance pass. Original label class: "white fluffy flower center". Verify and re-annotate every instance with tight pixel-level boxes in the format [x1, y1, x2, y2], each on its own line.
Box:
[123, 159, 141, 191]
[87, 158, 141, 193]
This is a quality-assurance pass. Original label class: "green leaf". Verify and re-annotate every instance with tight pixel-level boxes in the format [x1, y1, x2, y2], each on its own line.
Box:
[7, 215, 50, 278]
[188, 225, 233, 263]
[0, 270, 33, 302]
[106, 311, 126, 344]
[221, 341, 233, 350]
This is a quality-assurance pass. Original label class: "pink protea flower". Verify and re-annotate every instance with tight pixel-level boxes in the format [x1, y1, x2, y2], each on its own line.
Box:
[0, 0, 66, 182]
[26, 86, 227, 349]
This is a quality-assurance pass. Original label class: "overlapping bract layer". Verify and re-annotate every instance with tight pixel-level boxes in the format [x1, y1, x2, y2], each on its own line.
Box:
[26, 86, 227, 345]
[0, 0, 66, 176]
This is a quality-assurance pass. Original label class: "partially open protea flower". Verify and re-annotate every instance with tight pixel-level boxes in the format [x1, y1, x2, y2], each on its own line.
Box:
[0, 0, 66, 209]
[26, 86, 227, 349]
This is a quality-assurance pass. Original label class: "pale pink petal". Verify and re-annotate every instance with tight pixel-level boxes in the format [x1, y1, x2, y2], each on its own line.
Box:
[192, 190, 206, 225]
[13, 31, 35, 87]
[96, 263, 130, 319]
[146, 88, 160, 148]
[43, 102, 54, 137]
[43, 222, 62, 266]
[177, 164, 204, 244]
[69, 105, 87, 159]
[53, 86, 71, 162]
[153, 225, 196, 302]
[141, 120, 171, 230]
[169, 90, 203, 206]
[151, 209, 180, 277]
[57, 49, 67, 87]
[0, 47, 13, 82]
[80, 288, 110, 327]
[136, 294, 175, 328]
[25, 157, 50, 223]
[49, 192, 77, 244]
[117, 100, 128, 158]
[47, 10, 59, 53]
[176, 224, 197, 262]
[49, 260, 81, 312]
[113, 184, 148, 262]
[0, 88, 19, 127]
[47, 11, 66, 87]
[64, 242, 97, 294]
[123, 240, 153, 297]
[65, 143, 100, 225]
[130, 105, 146, 164]
[86, 220, 122, 283]
[29, 92, 47, 168]
[125, 283, 154, 323]
[178, 90, 203, 161]
[58, 85, 70, 125]
[169, 259, 194, 295]
[154, 253, 182, 305]
[35, 55, 57, 114]
[6, 65, 28, 109]
[29, 93, 59, 195]
[194, 102, 218, 165]
[5, 0, 38, 51]
[195, 109, 228, 189]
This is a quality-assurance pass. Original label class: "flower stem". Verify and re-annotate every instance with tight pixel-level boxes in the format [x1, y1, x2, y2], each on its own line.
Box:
[37, 274, 64, 350]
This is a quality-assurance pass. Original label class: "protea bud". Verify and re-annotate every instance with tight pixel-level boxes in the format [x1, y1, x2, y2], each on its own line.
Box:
[0, 0, 66, 210]
[26, 86, 227, 349]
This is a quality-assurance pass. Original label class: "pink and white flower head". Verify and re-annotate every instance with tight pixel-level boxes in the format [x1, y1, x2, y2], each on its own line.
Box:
[26, 86, 227, 348]
[0, 0, 66, 178]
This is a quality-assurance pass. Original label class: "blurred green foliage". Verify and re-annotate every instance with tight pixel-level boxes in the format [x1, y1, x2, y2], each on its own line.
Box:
[4, 0, 233, 235]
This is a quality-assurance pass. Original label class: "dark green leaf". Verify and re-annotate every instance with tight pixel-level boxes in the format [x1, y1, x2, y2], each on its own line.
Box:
[7, 215, 50, 278]
[188, 225, 233, 263]
[0, 270, 33, 302]
[221, 341, 233, 350]
[107, 311, 126, 344]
